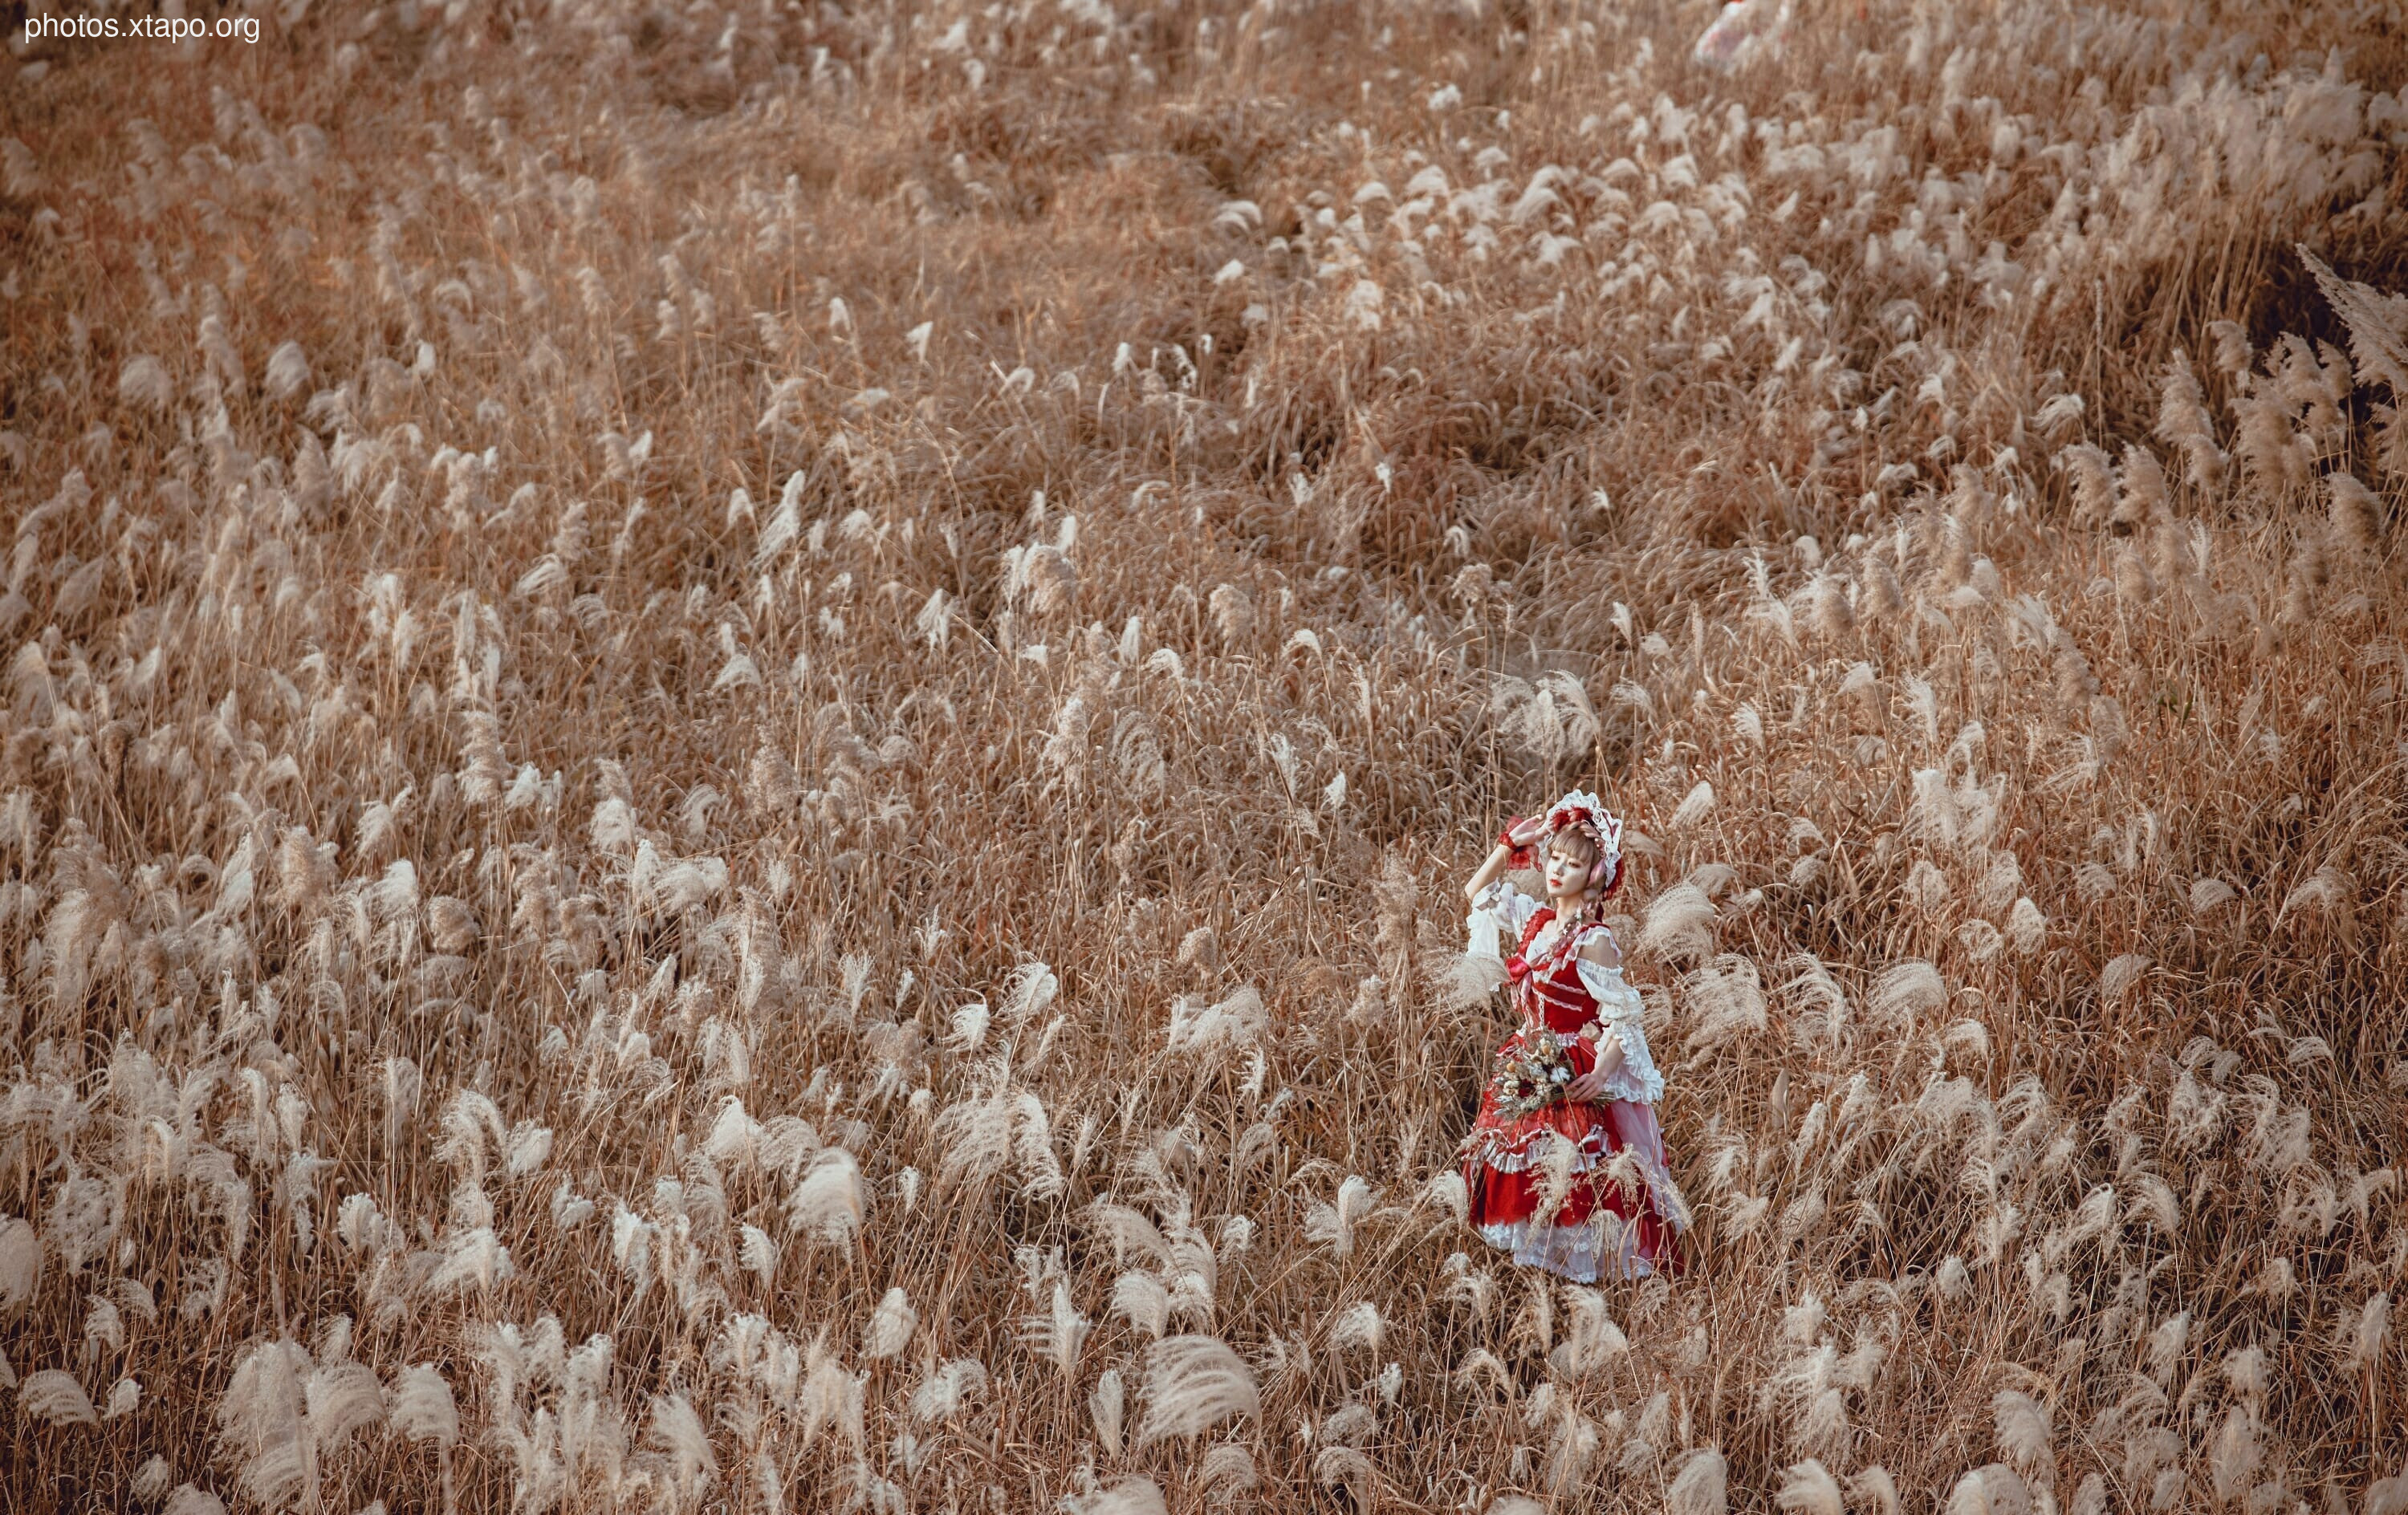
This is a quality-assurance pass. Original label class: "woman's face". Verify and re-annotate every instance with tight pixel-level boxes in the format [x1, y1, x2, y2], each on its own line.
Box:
[1544, 833, 1594, 901]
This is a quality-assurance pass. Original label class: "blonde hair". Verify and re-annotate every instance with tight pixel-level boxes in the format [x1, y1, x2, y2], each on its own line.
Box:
[1546, 827, 1598, 869]
[1544, 818, 1622, 908]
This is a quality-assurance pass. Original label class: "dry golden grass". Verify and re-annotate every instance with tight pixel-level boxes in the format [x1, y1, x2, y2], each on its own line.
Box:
[4, 0, 2408, 1510]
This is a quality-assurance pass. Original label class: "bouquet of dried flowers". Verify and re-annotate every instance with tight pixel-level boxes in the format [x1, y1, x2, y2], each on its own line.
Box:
[1485, 1025, 1576, 1120]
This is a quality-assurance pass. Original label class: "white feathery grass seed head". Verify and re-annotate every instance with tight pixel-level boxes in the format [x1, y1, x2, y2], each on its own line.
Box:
[1062, 1479, 1166, 1515]
[1846, 1467, 1902, 1515]
[386, 1364, 459, 1447]
[1135, 1334, 1259, 1446]
[1304, 1175, 1379, 1257]
[863, 1287, 916, 1359]
[1637, 883, 1717, 964]
[1668, 1448, 1727, 1515]
[1993, 1389, 2051, 1473]
[20, 1367, 99, 1425]
[1775, 1460, 1842, 1515]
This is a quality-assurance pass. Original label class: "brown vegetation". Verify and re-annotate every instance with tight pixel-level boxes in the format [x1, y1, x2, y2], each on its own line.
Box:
[2, 0, 2407, 1511]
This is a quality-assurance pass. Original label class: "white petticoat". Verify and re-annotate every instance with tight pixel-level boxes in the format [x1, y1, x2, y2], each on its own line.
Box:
[1475, 1213, 1665, 1284]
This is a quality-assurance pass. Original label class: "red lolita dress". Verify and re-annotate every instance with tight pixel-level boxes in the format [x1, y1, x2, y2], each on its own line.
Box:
[1459, 881, 1689, 1281]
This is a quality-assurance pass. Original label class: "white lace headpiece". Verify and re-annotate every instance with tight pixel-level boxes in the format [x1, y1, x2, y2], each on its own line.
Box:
[1544, 788, 1623, 892]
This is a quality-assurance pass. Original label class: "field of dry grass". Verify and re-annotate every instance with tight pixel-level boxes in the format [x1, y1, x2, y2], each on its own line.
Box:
[4, 0, 2408, 1510]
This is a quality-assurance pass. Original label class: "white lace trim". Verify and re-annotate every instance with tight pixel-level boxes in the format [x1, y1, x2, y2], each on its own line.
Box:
[1468, 883, 1663, 1105]
[1574, 961, 1646, 1024]
[1466, 879, 1540, 961]
[1475, 1215, 1662, 1283]
[1570, 963, 1663, 1105]
[1470, 1109, 1694, 1235]
[1470, 883, 1630, 981]
[1464, 1124, 1611, 1174]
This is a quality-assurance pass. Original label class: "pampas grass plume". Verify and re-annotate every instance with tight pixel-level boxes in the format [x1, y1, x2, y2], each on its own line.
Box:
[1863, 557, 1905, 619]
[1733, 702, 1766, 746]
[787, 1150, 865, 1245]
[120, 355, 175, 412]
[1065, 1479, 1165, 1515]
[648, 1392, 718, 1503]
[387, 1364, 459, 1447]
[1869, 961, 1945, 1025]
[863, 1287, 916, 1359]
[1112, 1271, 1172, 1338]
[1668, 1448, 1728, 1515]
[1638, 883, 1717, 962]
[2033, 391, 2085, 436]
[1199, 1444, 1258, 1497]
[1670, 780, 1716, 830]
[1304, 1175, 1378, 1257]
[1003, 961, 1060, 1022]
[2060, 443, 2115, 526]
[1177, 926, 1222, 971]
[1775, 1460, 1842, 1515]
[132, 1457, 171, 1501]
[2211, 1403, 2262, 1500]
[1682, 955, 1767, 1052]
[1208, 583, 1255, 645]
[1808, 575, 1855, 640]
[0, 1216, 37, 1307]
[0, 136, 38, 197]
[20, 1367, 97, 1424]
[2209, 319, 2254, 377]
[2341, 1292, 2390, 1371]
[1993, 1390, 2051, 1473]
[304, 1362, 385, 1453]
[1947, 1466, 2028, 1515]
[1090, 1367, 1125, 1454]
[908, 1359, 988, 1422]
[1315, 1445, 1378, 1505]
[2101, 953, 2150, 1000]
[1329, 1300, 1384, 1355]
[1135, 1334, 1259, 1445]
[2156, 351, 2227, 488]
[263, 342, 311, 402]
[2114, 444, 2169, 532]
[2330, 472, 2382, 558]
[1846, 1467, 1902, 1515]
[1165, 986, 1267, 1055]
[2006, 898, 2047, 953]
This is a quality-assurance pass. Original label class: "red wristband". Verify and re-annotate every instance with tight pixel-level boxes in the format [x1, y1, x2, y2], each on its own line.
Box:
[1498, 818, 1533, 868]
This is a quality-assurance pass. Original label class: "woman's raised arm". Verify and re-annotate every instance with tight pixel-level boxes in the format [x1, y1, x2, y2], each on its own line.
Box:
[1464, 814, 1551, 901]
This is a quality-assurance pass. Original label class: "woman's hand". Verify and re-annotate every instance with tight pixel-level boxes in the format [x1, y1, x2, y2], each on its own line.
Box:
[1568, 1029, 1625, 1103]
[1466, 813, 1555, 902]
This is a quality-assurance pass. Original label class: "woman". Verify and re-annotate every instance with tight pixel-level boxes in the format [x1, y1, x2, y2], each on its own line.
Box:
[1458, 789, 1688, 1281]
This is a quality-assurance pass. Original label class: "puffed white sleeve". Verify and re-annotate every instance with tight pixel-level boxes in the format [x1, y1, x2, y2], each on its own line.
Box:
[1575, 956, 1665, 1105]
[1466, 879, 1539, 961]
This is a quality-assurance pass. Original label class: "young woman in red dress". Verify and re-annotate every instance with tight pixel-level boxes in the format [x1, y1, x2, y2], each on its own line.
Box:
[1458, 790, 1689, 1281]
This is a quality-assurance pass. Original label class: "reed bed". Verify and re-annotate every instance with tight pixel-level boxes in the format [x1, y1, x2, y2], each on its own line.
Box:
[2, 0, 2406, 1509]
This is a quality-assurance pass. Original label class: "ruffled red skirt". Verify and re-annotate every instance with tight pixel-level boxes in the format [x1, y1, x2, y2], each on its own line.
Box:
[1461, 1031, 1685, 1281]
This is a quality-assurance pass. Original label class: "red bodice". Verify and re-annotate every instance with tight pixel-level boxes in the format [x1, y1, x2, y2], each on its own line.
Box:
[1464, 900, 1686, 1281]
[1505, 907, 1602, 1038]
